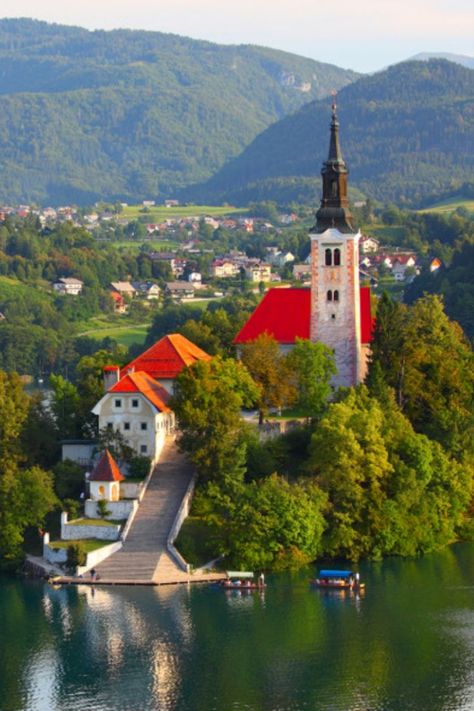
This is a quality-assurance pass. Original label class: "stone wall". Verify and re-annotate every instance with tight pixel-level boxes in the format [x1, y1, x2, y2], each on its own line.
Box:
[60, 512, 121, 541]
[84, 499, 135, 520]
[43, 533, 68, 564]
[120, 481, 143, 499]
[76, 541, 123, 576]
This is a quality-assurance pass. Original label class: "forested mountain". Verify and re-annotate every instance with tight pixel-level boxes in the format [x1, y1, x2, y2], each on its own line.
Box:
[187, 60, 474, 206]
[0, 19, 358, 205]
[408, 52, 474, 70]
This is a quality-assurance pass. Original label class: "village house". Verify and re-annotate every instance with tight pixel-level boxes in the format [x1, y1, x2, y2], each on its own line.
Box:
[165, 281, 195, 300]
[92, 371, 175, 462]
[110, 291, 126, 313]
[293, 263, 312, 281]
[245, 263, 272, 282]
[131, 281, 161, 299]
[210, 259, 240, 278]
[108, 333, 212, 395]
[53, 277, 84, 295]
[268, 251, 295, 267]
[359, 235, 380, 253]
[110, 281, 137, 298]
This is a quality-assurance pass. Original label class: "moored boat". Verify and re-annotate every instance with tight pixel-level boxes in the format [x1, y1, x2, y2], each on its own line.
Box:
[220, 570, 266, 590]
[310, 569, 365, 590]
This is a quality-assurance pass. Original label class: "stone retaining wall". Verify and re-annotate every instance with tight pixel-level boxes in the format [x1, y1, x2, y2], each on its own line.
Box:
[60, 512, 120, 541]
[84, 499, 135, 520]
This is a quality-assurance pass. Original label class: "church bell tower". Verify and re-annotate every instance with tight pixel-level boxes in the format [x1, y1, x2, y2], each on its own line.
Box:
[309, 99, 362, 387]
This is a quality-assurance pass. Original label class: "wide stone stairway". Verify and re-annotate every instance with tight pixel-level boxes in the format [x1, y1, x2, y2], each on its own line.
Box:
[94, 437, 195, 583]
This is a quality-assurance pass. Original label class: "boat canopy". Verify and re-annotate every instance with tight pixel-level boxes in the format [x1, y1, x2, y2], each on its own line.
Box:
[318, 570, 353, 579]
[226, 571, 254, 579]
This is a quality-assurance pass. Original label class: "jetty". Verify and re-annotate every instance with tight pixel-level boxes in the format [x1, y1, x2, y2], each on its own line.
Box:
[50, 438, 225, 587]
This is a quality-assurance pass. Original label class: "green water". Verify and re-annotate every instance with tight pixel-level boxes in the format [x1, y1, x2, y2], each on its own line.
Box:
[1, 544, 474, 711]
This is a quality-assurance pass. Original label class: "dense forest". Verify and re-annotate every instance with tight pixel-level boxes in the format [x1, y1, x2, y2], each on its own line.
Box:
[189, 60, 474, 206]
[0, 19, 357, 205]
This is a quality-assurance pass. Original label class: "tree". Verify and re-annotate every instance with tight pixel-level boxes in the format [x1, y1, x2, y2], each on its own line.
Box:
[49, 374, 82, 439]
[171, 356, 259, 484]
[240, 333, 296, 424]
[196, 474, 327, 570]
[286, 338, 336, 420]
[307, 386, 473, 560]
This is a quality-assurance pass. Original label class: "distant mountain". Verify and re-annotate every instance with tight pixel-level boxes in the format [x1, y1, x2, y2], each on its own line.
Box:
[186, 60, 474, 206]
[408, 53, 474, 70]
[0, 18, 358, 205]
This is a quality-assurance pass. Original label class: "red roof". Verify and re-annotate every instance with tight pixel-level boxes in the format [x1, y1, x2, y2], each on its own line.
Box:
[124, 333, 211, 380]
[109, 371, 171, 412]
[89, 449, 125, 482]
[234, 287, 372, 345]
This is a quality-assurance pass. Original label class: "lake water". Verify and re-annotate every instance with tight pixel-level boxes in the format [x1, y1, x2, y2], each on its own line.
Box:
[1, 544, 474, 711]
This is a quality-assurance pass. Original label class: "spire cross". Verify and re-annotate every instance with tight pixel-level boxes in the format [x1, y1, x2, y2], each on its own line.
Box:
[331, 89, 337, 117]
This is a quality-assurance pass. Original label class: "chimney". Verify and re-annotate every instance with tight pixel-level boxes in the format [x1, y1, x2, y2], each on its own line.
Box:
[103, 365, 120, 391]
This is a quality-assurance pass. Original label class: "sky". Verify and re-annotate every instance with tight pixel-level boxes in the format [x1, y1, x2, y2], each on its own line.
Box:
[1, 0, 473, 72]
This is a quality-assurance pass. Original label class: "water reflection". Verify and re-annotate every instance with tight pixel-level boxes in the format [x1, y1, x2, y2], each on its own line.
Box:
[1, 544, 474, 710]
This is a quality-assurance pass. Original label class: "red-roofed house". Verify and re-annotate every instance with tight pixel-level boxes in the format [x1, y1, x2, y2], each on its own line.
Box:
[92, 371, 175, 461]
[117, 333, 212, 393]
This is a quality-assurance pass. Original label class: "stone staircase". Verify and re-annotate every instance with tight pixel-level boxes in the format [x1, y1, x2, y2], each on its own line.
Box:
[94, 437, 194, 583]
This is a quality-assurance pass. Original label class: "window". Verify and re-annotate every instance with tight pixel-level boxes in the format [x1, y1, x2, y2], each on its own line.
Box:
[334, 248, 341, 266]
[331, 314, 336, 320]
[124, 422, 130, 431]
[131, 399, 139, 408]
[106, 422, 113, 430]
[140, 445, 148, 454]
[334, 290, 339, 302]
[140, 422, 148, 431]
[114, 398, 122, 408]
[327, 290, 332, 302]
[325, 248, 332, 266]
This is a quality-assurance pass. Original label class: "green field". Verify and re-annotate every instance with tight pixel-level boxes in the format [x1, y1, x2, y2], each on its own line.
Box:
[121, 204, 248, 221]
[362, 223, 406, 243]
[0, 276, 50, 301]
[418, 198, 474, 214]
[110, 239, 175, 253]
[79, 322, 149, 347]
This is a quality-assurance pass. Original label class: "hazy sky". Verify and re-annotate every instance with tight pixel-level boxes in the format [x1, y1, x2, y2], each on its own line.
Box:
[1, 0, 473, 72]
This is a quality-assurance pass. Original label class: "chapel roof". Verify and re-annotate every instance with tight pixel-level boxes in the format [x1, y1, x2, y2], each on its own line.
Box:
[234, 287, 373, 345]
[109, 371, 172, 412]
[89, 449, 125, 482]
[124, 333, 211, 380]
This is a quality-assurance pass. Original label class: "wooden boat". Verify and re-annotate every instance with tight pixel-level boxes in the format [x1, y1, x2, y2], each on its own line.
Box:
[310, 569, 365, 590]
[220, 570, 266, 590]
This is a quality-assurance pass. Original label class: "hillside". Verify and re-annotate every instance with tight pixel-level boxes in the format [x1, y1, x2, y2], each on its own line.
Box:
[408, 52, 474, 70]
[187, 60, 474, 206]
[0, 18, 358, 205]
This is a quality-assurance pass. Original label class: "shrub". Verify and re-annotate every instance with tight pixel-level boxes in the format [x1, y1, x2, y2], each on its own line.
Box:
[97, 499, 111, 519]
[128, 455, 151, 479]
[63, 498, 80, 520]
[67, 542, 86, 569]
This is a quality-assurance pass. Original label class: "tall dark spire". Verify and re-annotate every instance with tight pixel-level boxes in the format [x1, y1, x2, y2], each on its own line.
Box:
[314, 97, 355, 234]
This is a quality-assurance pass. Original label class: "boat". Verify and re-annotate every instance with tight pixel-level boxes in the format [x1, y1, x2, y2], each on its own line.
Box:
[220, 571, 266, 590]
[310, 569, 365, 590]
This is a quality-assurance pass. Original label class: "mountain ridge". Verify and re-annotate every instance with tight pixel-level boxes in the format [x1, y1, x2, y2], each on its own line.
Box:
[0, 18, 358, 204]
[184, 59, 474, 206]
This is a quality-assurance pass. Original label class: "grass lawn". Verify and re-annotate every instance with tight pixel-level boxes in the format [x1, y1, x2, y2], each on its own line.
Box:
[70, 518, 121, 527]
[82, 324, 149, 347]
[48, 539, 109, 553]
[362, 223, 406, 243]
[268, 407, 308, 420]
[418, 198, 474, 215]
[175, 516, 218, 568]
[110, 239, 175, 253]
[121, 204, 247, 221]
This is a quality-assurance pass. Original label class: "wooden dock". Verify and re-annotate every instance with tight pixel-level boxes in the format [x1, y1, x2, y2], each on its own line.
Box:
[49, 572, 226, 587]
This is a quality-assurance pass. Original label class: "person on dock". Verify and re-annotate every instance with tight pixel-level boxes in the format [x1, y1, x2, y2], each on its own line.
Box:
[258, 572, 265, 588]
[90, 568, 97, 582]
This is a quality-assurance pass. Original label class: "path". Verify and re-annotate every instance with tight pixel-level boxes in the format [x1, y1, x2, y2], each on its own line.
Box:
[92, 437, 223, 585]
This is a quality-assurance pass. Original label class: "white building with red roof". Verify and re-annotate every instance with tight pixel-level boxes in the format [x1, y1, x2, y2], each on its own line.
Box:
[235, 102, 373, 388]
[88, 449, 125, 502]
[92, 371, 175, 462]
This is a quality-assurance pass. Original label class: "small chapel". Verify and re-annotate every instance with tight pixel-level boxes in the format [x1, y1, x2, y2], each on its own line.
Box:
[234, 102, 373, 388]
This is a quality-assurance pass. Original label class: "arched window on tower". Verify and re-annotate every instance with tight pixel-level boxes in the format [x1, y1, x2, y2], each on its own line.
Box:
[334, 248, 341, 266]
[334, 290, 339, 302]
[325, 248, 332, 266]
[327, 290, 332, 301]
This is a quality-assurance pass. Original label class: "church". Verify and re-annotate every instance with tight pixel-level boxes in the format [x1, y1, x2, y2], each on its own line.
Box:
[234, 102, 373, 388]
